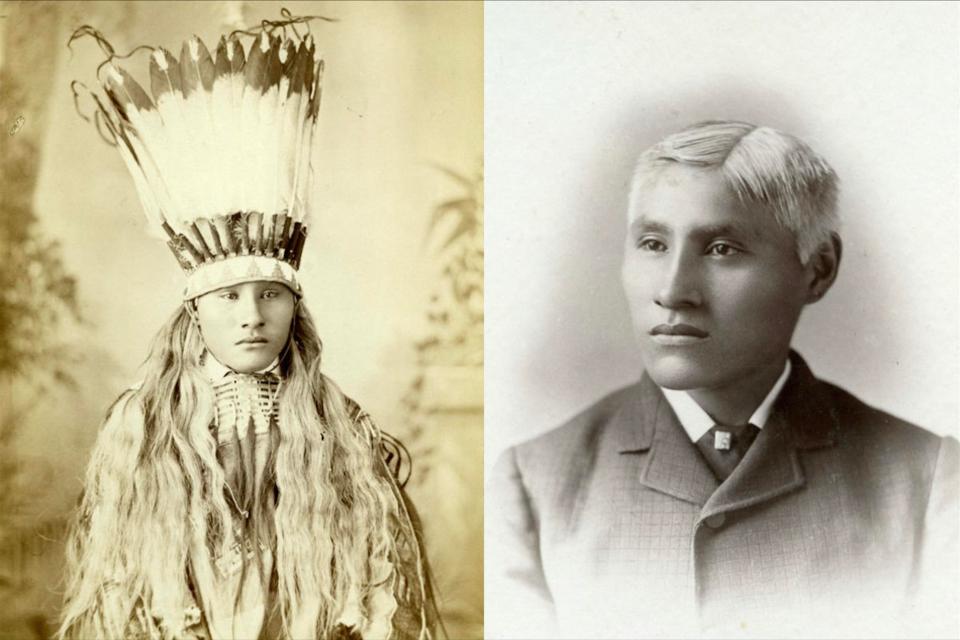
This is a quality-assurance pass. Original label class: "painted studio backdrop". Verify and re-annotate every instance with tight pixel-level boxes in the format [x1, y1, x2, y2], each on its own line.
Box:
[0, 1, 482, 637]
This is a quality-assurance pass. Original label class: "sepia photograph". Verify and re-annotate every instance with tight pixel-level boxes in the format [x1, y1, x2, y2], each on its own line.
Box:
[3, 0, 959, 639]
[485, 2, 958, 639]
[0, 1, 481, 638]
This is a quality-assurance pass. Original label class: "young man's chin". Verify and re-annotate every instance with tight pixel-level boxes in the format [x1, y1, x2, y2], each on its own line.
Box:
[642, 354, 716, 391]
[225, 353, 278, 374]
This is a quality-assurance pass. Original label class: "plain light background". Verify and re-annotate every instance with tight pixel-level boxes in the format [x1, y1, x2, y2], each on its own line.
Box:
[485, 1, 960, 471]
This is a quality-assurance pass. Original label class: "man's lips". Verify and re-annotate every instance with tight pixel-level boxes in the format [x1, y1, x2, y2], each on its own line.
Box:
[236, 337, 269, 345]
[649, 323, 709, 338]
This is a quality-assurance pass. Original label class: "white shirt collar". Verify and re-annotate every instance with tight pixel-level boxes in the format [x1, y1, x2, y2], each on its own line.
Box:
[201, 352, 281, 381]
[660, 359, 792, 443]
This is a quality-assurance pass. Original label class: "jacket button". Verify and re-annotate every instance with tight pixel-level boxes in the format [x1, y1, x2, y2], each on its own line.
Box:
[704, 513, 726, 528]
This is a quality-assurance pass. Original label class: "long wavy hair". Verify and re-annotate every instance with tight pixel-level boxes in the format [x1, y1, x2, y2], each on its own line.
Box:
[59, 301, 412, 638]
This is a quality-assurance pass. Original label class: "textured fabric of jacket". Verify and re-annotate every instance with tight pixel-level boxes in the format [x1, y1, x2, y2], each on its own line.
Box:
[487, 352, 959, 639]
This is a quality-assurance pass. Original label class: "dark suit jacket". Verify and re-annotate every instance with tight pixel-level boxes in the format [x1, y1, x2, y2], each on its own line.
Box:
[487, 353, 959, 639]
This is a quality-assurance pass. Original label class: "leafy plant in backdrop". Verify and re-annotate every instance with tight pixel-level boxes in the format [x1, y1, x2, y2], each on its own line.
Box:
[0, 67, 81, 635]
[401, 164, 483, 638]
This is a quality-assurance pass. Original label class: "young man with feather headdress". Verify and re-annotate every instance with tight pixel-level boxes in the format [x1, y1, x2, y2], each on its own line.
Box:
[59, 16, 439, 640]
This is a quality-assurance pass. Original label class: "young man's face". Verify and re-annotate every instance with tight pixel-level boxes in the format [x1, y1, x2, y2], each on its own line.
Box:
[195, 280, 296, 373]
[622, 164, 813, 392]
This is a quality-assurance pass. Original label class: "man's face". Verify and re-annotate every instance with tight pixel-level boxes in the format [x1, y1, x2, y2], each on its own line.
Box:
[622, 164, 812, 392]
[195, 280, 296, 373]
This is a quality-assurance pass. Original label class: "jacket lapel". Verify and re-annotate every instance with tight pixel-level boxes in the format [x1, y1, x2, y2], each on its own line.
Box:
[612, 374, 719, 506]
[613, 352, 838, 515]
[701, 410, 804, 518]
[702, 351, 839, 519]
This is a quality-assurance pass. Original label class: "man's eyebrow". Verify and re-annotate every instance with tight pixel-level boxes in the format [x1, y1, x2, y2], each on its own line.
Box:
[629, 218, 671, 235]
[630, 217, 758, 240]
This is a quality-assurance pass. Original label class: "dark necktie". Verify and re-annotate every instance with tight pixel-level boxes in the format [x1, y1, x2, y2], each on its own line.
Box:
[694, 423, 760, 482]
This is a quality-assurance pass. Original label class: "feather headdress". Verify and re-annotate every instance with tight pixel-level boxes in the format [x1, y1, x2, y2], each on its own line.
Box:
[75, 22, 324, 299]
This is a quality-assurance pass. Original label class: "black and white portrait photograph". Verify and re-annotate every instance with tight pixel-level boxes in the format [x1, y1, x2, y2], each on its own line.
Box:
[485, 2, 958, 639]
[0, 1, 481, 638]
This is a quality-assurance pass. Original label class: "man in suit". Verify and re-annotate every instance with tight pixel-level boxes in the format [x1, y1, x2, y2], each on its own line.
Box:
[487, 121, 959, 639]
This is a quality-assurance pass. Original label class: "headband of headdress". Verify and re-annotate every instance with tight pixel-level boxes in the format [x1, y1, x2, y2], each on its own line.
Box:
[79, 23, 323, 299]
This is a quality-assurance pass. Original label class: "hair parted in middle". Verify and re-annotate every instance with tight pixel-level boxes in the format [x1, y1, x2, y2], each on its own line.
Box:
[628, 120, 839, 263]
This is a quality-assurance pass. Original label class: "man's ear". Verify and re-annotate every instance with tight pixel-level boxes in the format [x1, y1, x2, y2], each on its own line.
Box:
[804, 232, 842, 304]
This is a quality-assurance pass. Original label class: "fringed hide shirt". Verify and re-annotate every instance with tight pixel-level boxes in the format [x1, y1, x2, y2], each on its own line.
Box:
[204, 355, 282, 638]
[123, 356, 438, 639]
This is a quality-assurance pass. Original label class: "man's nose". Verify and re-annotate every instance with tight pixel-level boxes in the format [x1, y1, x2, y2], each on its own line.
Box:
[655, 251, 702, 309]
[239, 294, 266, 329]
